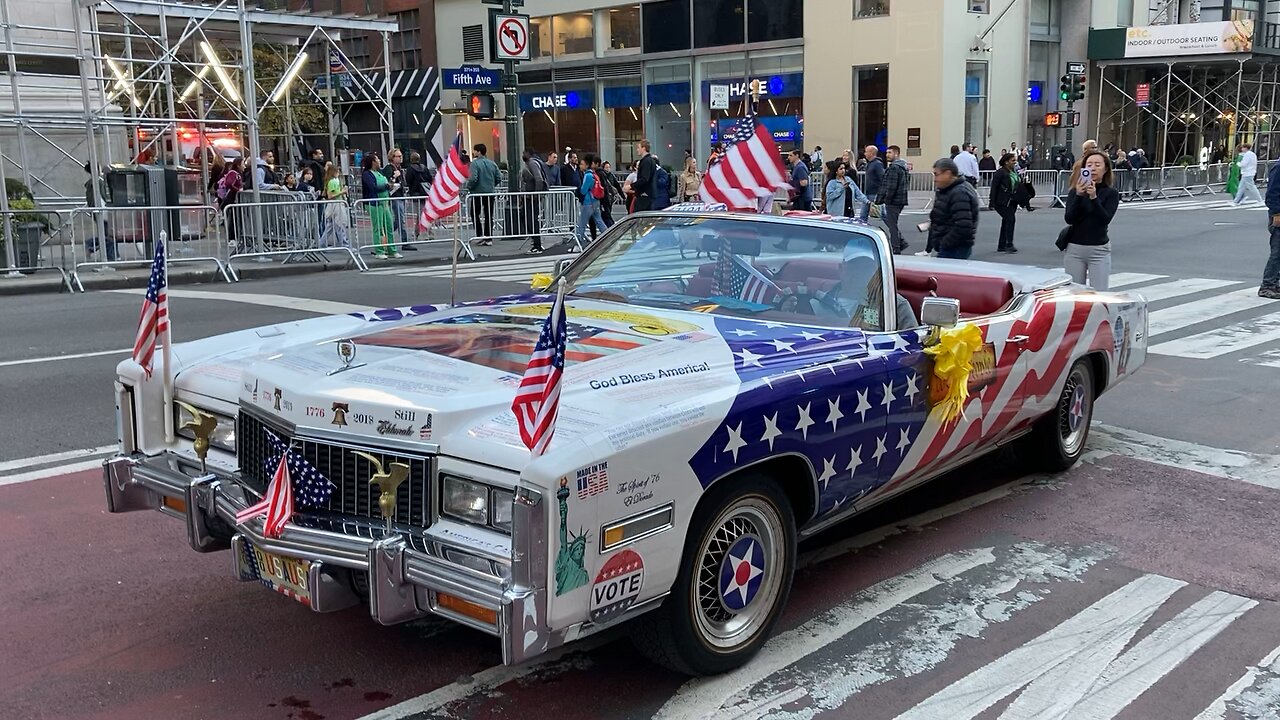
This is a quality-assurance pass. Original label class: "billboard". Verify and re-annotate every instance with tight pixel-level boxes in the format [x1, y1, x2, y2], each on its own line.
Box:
[1124, 20, 1253, 58]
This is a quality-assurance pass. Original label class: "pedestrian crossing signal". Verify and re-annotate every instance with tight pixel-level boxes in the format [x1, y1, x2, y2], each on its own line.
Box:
[468, 92, 495, 120]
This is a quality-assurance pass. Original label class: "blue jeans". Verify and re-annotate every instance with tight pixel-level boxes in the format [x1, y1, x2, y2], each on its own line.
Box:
[1264, 223, 1280, 289]
[937, 246, 973, 260]
[391, 198, 408, 243]
[576, 202, 605, 245]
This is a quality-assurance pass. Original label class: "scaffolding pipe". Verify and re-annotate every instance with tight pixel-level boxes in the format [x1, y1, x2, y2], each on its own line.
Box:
[1163, 62, 1174, 165]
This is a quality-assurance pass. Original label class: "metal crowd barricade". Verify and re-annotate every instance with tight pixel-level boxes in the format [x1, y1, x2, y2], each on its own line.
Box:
[451, 188, 582, 259]
[70, 204, 232, 292]
[350, 194, 479, 258]
[226, 191, 367, 272]
[1183, 164, 1213, 195]
[1, 208, 74, 291]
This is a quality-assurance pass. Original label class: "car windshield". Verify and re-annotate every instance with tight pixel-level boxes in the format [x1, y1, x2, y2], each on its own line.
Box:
[561, 213, 890, 331]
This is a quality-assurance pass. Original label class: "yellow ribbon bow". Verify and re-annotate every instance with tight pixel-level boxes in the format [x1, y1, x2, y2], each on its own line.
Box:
[922, 323, 985, 426]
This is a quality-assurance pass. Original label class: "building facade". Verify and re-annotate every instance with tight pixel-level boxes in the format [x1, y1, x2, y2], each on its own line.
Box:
[432, 0, 1112, 169]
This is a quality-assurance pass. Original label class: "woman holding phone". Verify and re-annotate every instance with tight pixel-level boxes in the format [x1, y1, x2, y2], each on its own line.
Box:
[1060, 150, 1119, 290]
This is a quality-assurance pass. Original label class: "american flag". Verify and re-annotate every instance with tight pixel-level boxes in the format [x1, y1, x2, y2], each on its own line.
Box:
[235, 453, 293, 539]
[510, 285, 567, 457]
[235, 430, 333, 538]
[418, 131, 467, 232]
[713, 240, 782, 304]
[131, 239, 168, 376]
[699, 113, 790, 211]
[576, 461, 608, 499]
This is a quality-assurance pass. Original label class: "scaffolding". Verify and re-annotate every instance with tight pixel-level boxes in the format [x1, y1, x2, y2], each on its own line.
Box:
[0, 0, 399, 276]
[1095, 57, 1280, 165]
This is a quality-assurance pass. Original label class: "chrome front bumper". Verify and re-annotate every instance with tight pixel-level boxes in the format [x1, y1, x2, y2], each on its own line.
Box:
[103, 453, 555, 665]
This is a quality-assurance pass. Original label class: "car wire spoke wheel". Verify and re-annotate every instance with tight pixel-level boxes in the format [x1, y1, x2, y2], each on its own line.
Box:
[691, 498, 785, 650]
[1057, 364, 1093, 457]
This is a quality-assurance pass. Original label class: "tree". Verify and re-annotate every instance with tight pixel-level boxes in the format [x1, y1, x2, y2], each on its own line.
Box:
[253, 45, 328, 138]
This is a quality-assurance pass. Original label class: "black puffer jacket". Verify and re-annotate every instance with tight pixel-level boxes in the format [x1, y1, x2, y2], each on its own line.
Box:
[1063, 184, 1120, 246]
[928, 178, 980, 251]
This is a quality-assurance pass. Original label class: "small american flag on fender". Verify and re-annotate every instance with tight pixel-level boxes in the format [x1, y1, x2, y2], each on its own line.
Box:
[510, 282, 567, 457]
[131, 239, 168, 376]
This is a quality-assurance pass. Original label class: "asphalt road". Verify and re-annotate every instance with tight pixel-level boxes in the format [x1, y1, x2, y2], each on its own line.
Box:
[2, 192, 1280, 719]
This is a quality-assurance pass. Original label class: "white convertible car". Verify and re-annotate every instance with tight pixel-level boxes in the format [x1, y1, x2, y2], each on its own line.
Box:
[104, 209, 1146, 675]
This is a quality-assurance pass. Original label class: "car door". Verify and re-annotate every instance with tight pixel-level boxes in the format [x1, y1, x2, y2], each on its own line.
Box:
[862, 308, 1031, 502]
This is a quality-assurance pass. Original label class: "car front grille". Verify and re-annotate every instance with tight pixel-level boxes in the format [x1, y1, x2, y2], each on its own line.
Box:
[236, 411, 431, 528]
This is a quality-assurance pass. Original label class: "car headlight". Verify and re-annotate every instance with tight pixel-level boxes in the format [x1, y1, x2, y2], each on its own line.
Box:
[441, 475, 515, 534]
[443, 475, 489, 525]
[174, 406, 237, 452]
[491, 489, 514, 534]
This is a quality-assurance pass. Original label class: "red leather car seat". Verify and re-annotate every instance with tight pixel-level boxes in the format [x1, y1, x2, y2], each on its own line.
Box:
[895, 267, 1015, 318]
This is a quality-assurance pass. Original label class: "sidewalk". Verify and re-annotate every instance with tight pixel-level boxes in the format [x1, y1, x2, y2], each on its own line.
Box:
[0, 239, 563, 296]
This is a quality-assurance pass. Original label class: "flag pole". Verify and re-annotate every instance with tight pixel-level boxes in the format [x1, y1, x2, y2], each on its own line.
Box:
[160, 231, 175, 444]
[450, 206, 459, 306]
[449, 119, 463, 307]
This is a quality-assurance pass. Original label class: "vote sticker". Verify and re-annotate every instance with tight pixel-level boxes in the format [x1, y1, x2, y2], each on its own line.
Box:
[589, 549, 645, 625]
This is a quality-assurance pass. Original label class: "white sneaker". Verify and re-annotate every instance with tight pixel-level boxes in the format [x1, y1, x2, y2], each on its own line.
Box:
[914, 250, 930, 257]
[392, 252, 404, 259]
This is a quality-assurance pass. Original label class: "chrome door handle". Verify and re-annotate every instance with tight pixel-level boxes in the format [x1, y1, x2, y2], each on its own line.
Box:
[1010, 334, 1030, 344]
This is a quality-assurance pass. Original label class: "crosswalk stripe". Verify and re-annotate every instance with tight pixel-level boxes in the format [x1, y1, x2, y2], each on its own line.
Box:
[654, 548, 998, 720]
[1150, 312, 1280, 359]
[1148, 287, 1276, 336]
[1135, 278, 1240, 302]
[895, 574, 1188, 720]
[1023, 591, 1256, 720]
[1108, 272, 1167, 288]
[1193, 644, 1280, 720]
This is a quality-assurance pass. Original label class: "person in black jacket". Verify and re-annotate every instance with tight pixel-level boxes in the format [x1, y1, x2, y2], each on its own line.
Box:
[989, 152, 1021, 254]
[927, 158, 980, 260]
[875, 145, 911, 254]
[634, 139, 657, 211]
[1061, 150, 1120, 290]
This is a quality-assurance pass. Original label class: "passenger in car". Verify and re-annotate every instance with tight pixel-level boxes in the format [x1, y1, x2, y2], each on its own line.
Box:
[810, 241, 920, 332]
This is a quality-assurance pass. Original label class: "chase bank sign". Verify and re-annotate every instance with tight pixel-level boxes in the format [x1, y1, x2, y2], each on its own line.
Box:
[520, 90, 592, 112]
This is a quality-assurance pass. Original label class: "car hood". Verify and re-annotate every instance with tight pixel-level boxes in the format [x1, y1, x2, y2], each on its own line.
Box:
[174, 295, 870, 471]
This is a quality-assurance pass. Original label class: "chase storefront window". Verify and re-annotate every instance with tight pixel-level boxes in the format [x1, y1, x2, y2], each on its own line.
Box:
[553, 12, 595, 57]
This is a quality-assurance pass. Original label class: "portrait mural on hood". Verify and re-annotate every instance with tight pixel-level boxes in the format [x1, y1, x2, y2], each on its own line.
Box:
[355, 312, 659, 375]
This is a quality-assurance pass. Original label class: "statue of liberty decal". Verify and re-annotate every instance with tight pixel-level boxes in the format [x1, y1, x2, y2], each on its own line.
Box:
[555, 477, 588, 595]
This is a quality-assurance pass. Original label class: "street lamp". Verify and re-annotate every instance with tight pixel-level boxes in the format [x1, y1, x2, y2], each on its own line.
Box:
[199, 41, 241, 104]
[268, 51, 310, 104]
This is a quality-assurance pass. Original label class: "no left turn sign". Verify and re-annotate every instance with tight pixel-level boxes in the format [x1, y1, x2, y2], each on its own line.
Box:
[493, 13, 530, 62]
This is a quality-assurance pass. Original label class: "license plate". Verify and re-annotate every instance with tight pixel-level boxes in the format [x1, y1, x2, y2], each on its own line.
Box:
[237, 538, 314, 608]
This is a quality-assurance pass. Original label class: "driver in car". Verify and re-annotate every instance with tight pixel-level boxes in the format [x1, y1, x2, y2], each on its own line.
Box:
[812, 241, 919, 331]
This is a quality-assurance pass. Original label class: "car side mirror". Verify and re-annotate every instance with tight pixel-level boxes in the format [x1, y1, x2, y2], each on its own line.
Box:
[920, 296, 960, 328]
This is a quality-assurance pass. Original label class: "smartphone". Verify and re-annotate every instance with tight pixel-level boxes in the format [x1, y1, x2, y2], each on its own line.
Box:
[1080, 167, 1092, 183]
[916, 222, 930, 233]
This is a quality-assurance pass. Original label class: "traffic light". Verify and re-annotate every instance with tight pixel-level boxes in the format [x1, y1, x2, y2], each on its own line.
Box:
[1071, 74, 1087, 102]
[468, 92, 495, 120]
[1059, 74, 1072, 102]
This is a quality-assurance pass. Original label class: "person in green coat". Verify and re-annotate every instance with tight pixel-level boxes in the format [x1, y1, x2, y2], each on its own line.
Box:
[361, 153, 400, 258]
[1226, 151, 1242, 197]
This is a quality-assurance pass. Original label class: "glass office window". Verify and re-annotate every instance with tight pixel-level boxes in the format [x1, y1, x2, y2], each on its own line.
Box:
[530, 17, 552, 60]
[555, 82, 598, 153]
[602, 77, 643, 167]
[750, 53, 804, 151]
[855, 0, 890, 19]
[603, 4, 641, 52]
[694, 0, 745, 48]
[522, 83, 557, 156]
[747, 0, 802, 42]
[644, 62, 692, 166]
[965, 62, 988, 151]
[852, 66, 889, 151]
[642, 0, 691, 53]
[554, 12, 594, 57]
[1030, 0, 1059, 37]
